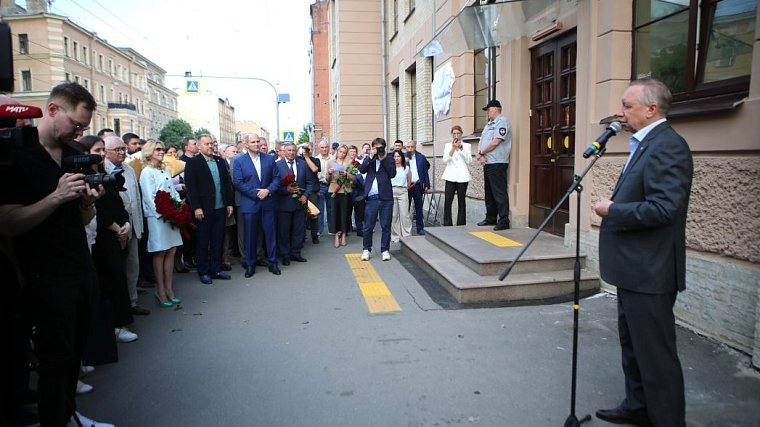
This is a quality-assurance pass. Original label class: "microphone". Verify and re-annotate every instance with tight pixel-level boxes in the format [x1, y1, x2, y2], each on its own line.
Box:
[0, 103, 43, 119]
[583, 121, 622, 158]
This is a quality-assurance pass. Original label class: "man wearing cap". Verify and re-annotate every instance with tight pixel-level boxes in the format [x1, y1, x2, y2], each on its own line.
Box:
[476, 100, 512, 231]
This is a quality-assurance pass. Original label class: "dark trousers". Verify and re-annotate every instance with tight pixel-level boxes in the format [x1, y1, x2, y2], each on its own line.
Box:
[195, 208, 226, 276]
[332, 193, 351, 235]
[307, 193, 319, 239]
[363, 198, 393, 252]
[353, 199, 366, 234]
[242, 211, 277, 267]
[444, 180, 468, 226]
[24, 275, 95, 426]
[92, 238, 132, 328]
[138, 217, 155, 282]
[617, 289, 685, 427]
[277, 208, 306, 258]
[408, 183, 425, 232]
[483, 163, 510, 226]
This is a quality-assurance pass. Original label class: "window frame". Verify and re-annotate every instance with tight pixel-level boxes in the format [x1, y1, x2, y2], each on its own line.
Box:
[18, 33, 28, 54]
[21, 70, 31, 91]
[632, 0, 753, 104]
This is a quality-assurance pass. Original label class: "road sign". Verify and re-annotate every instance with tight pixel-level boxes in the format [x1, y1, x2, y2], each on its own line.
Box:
[282, 130, 295, 143]
[185, 79, 200, 95]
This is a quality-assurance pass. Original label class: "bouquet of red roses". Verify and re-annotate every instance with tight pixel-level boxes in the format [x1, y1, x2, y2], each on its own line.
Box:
[155, 190, 195, 238]
[280, 173, 303, 198]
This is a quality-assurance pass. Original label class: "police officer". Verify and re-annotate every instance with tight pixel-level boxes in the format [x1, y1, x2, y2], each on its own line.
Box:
[476, 100, 512, 231]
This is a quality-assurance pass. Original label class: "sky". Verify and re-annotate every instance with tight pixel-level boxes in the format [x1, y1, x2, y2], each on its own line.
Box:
[38, 0, 316, 138]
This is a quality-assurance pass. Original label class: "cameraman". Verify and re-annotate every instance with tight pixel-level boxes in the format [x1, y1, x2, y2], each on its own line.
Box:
[298, 142, 321, 244]
[359, 137, 396, 261]
[0, 83, 111, 427]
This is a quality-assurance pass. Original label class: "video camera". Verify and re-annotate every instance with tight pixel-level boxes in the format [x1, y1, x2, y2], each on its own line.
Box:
[0, 104, 43, 167]
[62, 153, 126, 192]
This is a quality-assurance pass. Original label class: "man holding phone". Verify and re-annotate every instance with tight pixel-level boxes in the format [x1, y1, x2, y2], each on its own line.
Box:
[359, 138, 396, 261]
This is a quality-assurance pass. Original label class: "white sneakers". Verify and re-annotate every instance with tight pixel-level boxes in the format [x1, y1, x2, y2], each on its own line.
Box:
[80, 365, 95, 377]
[114, 327, 138, 343]
[67, 411, 114, 427]
[76, 380, 93, 395]
[362, 250, 391, 261]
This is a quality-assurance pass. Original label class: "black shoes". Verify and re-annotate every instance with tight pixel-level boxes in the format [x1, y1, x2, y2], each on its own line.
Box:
[212, 273, 231, 280]
[268, 264, 281, 275]
[477, 220, 496, 226]
[220, 262, 232, 271]
[493, 223, 510, 231]
[244, 266, 255, 278]
[130, 305, 150, 316]
[312, 236, 320, 244]
[199, 274, 212, 285]
[291, 255, 307, 262]
[595, 406, 652, 426]
[282, 258, 291, 266]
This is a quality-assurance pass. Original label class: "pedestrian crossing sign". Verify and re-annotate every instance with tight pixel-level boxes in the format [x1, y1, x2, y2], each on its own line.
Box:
[185, 79, 200, 95]
[282, 131, 295, 143]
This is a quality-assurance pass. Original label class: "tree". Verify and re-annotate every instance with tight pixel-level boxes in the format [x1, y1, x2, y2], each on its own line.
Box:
[298, 123, 312, 144]
[159, 118, 193, 149]
[194, 127, 212, 139]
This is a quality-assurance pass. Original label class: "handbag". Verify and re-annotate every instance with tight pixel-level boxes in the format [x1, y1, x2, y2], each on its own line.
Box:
[306, 200, 320, 218]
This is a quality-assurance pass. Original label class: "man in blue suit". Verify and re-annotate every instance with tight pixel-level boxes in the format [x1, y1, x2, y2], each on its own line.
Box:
[274, 142, 312, 265]
[232, 133, 281, 277]
[594, 79, 692, 427]
[360, 137, 396, 261]
[406, 140, 431, 235]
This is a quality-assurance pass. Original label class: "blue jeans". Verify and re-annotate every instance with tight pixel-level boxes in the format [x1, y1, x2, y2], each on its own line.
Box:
[317, 183, 334, 234]
[363, 198, 393, 253]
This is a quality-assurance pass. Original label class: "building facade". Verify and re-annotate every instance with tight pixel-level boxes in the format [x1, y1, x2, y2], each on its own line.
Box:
[0, 0, 159, 139]
[176, 90, 237, 145]
[310, 0, 331, 143]
[319, 0, 760, 367]
[120, 48, 178, 139]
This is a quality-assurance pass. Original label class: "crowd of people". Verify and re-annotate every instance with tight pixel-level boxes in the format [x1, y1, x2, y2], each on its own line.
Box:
[0, 81, 515, 427]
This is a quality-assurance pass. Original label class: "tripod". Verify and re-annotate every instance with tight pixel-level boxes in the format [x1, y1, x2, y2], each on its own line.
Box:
[498, 151, 607, 426]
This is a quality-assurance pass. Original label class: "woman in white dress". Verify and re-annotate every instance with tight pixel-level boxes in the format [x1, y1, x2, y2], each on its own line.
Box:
[140, 141, 183, 307]
[390, 150, 413, 242]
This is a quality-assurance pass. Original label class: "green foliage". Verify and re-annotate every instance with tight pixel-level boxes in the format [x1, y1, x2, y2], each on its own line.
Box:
[159, 118, 193, 149]
[298, 124, 312, 144]
[194, 127, 212, 139]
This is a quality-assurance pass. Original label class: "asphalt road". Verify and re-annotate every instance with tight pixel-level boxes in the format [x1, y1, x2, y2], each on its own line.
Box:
[75, 235, 760, 427]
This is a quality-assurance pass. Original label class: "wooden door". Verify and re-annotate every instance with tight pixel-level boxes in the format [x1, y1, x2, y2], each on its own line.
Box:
[529, 31, 577, 236]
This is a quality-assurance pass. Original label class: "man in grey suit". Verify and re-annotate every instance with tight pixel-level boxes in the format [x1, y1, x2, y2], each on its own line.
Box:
[104, 136, 149, 316]
[594, 79, 693, 427]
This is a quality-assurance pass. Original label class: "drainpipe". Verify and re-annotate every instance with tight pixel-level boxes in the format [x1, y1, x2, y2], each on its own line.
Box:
[430, 1, 437, 193]
[380, 0, 388, 140]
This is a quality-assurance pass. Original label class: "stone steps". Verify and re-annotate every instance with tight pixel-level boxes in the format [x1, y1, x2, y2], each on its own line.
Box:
[400, 227, 600, 305]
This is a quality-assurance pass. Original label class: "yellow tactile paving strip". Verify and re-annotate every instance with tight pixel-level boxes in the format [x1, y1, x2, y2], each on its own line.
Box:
[470, 231, 523, 247]
[345, 253, 401, 314]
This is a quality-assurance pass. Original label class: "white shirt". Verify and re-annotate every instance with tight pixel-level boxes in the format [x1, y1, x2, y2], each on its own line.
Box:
[391, 165, 410, 187]
[441, 142, 473, 183]
[248, 151, 262, 181]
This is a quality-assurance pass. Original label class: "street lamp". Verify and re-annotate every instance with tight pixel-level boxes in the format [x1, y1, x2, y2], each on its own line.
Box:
[179, 73, 289, 141]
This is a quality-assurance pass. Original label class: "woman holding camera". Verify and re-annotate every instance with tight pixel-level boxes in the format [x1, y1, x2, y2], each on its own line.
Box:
[140, 141, 183, 307]
[442, 125, 472, 226]
[326, 144, 355, 247]
[79, 135, 136, 343]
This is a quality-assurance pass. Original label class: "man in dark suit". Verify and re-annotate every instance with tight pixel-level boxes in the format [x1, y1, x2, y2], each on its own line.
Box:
[360, 137, 396, 261]
[594, 79, 693, 427]
[184, 134, 234, 285]
[232, 133, 281, 277]
[299, 143, 321, 244]
[275, 142, 313, 265]
[405, 140, 431, 235]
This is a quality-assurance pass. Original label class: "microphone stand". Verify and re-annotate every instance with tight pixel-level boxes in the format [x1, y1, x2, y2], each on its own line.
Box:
[498, 149, 607, 427]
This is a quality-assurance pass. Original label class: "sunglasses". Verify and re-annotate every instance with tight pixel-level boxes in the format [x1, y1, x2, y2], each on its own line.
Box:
[154, 147, 166, 153]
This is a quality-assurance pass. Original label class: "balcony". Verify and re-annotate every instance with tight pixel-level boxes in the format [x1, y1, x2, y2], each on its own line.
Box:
[107, 102, 137, 111]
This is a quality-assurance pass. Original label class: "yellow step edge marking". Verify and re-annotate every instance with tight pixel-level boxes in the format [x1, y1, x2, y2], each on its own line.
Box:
[470, 231, 523, 247]
[345, 254, 401, 314]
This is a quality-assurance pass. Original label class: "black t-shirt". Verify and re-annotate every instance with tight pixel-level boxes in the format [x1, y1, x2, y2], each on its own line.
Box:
[0, 143, 96, 282]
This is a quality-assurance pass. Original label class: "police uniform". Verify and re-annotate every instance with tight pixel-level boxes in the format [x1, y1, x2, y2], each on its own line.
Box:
[478, 114, 511, 228]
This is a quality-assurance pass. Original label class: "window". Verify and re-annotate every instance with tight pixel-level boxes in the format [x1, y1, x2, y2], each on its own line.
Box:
[392, 0, 398, 34]
[391, 79, 400, 140]
[98, 54, 103, 71]
[113, 118, 120, 135]
[633, 0, 756, 101]
[108, 59, 113, 76]
[65, 72, 70, 82]
[99, 85, 105, 102]
[83, 79, 89, 90]
[73, 41, 78, 60]
[18, 34, 28, 54]
[82, 46, 88, 64]
[474, 48, 496, 132]
[63, 36, 69, 56]
[74, 75, 80, 84]
[21, 70, 31, 91]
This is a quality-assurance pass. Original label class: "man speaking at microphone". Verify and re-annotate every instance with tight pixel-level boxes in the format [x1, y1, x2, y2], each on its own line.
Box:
[593, 78, 692, 427]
